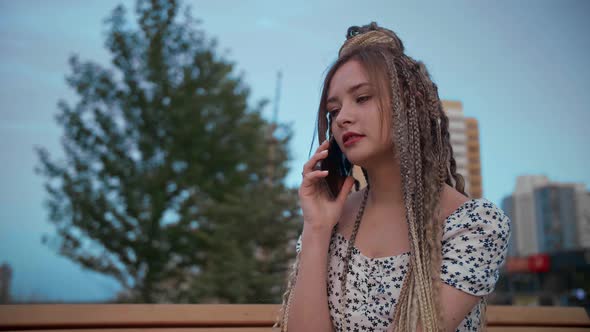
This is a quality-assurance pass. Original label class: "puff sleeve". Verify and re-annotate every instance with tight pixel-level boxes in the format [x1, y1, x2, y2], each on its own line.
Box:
[439, 199, 512, 296]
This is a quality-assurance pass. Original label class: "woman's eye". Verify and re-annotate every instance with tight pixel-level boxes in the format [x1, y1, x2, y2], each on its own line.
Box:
[329, 110, 340, 117]
[357, 95, 371, 103]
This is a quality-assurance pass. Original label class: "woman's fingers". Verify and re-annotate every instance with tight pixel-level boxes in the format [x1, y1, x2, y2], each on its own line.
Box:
[336, 176, 355, 204]
[302, 149, 328, 175]
[314, 139, 330, 155]
[302, 140, 331, 175]
[301, 169, 329, 188]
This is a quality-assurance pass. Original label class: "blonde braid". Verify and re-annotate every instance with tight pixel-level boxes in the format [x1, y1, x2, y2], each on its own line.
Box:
[392, 257, 413, 328]
[272, 251, 301, 331]
[380, 48, 425, 332]
[414, 60, 444, 332]
[332, 167, 370, 327]
[479, 296, 488, 332]
[423, 77, 454, 328]
[397, 57, 430, 331]
[392, 62, 423, 332]
[338, 185, 369, 300]
[367, 31, 446, 331]
[421, 63, 449, 331]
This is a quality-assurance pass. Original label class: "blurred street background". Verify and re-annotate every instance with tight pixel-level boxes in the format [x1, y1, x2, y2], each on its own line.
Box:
[0, 0, 588, 306]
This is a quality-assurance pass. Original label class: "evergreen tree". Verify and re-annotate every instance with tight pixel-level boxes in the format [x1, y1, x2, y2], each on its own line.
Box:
[34, 0, 300, 303]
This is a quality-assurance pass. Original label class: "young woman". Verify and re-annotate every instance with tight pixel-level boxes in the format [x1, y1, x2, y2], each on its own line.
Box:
[274, 22, 511, 332]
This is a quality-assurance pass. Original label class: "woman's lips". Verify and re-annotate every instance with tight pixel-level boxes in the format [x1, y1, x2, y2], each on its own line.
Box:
[344, 135, 364, 147]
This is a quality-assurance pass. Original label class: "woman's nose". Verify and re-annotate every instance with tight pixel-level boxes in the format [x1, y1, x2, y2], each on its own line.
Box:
[335, 104, 354, 127]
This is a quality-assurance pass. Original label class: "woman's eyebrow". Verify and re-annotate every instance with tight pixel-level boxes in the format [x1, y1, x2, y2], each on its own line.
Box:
[327, 82, 372, 104]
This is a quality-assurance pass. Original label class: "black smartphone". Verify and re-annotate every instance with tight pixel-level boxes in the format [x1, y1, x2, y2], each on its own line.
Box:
[320, 137, 353, 198]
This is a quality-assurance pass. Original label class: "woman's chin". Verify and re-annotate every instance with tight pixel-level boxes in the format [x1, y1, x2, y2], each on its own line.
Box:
[344, 152, 370, 168]
[345, 148, 391, 169]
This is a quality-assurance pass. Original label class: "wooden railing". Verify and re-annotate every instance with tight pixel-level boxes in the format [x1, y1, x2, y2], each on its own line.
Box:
[0, 304, 589, 331]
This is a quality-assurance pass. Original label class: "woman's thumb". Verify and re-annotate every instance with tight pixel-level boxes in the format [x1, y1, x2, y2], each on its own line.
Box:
[336, 176, 355, 204]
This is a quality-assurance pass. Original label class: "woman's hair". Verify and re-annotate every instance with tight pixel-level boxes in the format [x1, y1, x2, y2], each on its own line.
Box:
[274, 22, 484, 332]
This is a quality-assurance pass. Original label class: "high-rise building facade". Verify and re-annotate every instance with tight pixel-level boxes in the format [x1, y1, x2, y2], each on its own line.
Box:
[442, 101, 483, 198]
[502, 195, 518, 257]
[512, 175, 549, 256]
[465, 118, 482, 198]
[0, 263, 12, 304]
[441, 101, 468, 192]
[503, 175, 589, 257]
[575, 185, 590, 248]
[534, 184, 579, 253]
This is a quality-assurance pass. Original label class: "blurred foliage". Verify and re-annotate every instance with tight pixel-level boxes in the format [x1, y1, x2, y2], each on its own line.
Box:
[34, 0, 300, 303]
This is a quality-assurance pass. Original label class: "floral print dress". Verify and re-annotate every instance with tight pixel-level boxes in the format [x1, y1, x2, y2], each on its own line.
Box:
[296, 198, 511, 332]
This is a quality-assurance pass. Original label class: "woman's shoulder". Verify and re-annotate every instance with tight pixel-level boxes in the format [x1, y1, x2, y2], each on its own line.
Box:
[442, 197, 510, 236]
[438, 184, 510, 234]
[440, 196, 511, 296]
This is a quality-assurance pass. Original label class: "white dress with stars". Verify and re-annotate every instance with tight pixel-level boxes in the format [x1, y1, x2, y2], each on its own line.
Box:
[296, 198, 511, 332]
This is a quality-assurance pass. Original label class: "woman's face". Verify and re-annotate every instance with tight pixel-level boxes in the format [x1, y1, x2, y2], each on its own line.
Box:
[326, 59, 393, 167]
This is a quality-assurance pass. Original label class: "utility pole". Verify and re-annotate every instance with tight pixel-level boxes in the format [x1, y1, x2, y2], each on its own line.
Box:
[266, 71, 282, 185]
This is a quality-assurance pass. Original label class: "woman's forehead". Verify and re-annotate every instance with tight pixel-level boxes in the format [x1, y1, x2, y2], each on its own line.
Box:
[328, 61, 371, 100]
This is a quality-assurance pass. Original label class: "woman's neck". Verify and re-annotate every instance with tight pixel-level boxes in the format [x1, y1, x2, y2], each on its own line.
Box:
[364, 155, 405, 210]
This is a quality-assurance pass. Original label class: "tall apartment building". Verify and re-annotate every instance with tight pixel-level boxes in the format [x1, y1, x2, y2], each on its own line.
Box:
[534, 184, 579, 253]
[502, 195, 518, 257]
[511, 175, 549, 256]
[441, 101, 469, 193]
[0, 263, 12, 304]
[442, 101, 482, 198]
[575, 186, 590, 248]
[502, 175, 589, 256]
[465, 118, 482, 198]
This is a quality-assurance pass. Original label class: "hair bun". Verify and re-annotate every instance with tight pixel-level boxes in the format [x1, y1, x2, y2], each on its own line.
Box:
[341, 22, 405, 56]
[346, 26, 361, 39]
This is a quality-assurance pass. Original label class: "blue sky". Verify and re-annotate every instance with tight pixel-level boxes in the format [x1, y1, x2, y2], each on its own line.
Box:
[1, 0, 589, 302]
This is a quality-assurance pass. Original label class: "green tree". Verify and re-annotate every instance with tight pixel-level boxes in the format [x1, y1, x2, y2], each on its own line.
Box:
[34, 0, 300, 303]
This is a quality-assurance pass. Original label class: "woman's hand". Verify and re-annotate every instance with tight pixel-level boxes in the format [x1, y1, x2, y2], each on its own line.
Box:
[299, 139, 355, 234]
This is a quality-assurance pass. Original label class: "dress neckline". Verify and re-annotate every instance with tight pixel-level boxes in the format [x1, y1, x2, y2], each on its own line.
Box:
[334, 197, 482, 261]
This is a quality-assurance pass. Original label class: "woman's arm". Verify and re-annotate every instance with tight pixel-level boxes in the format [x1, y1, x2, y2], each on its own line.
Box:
[412, 201, 511, 332]
[289, 138, 355, 331]
[287, 227, 335, 332]
[415, 282, 481, 332]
